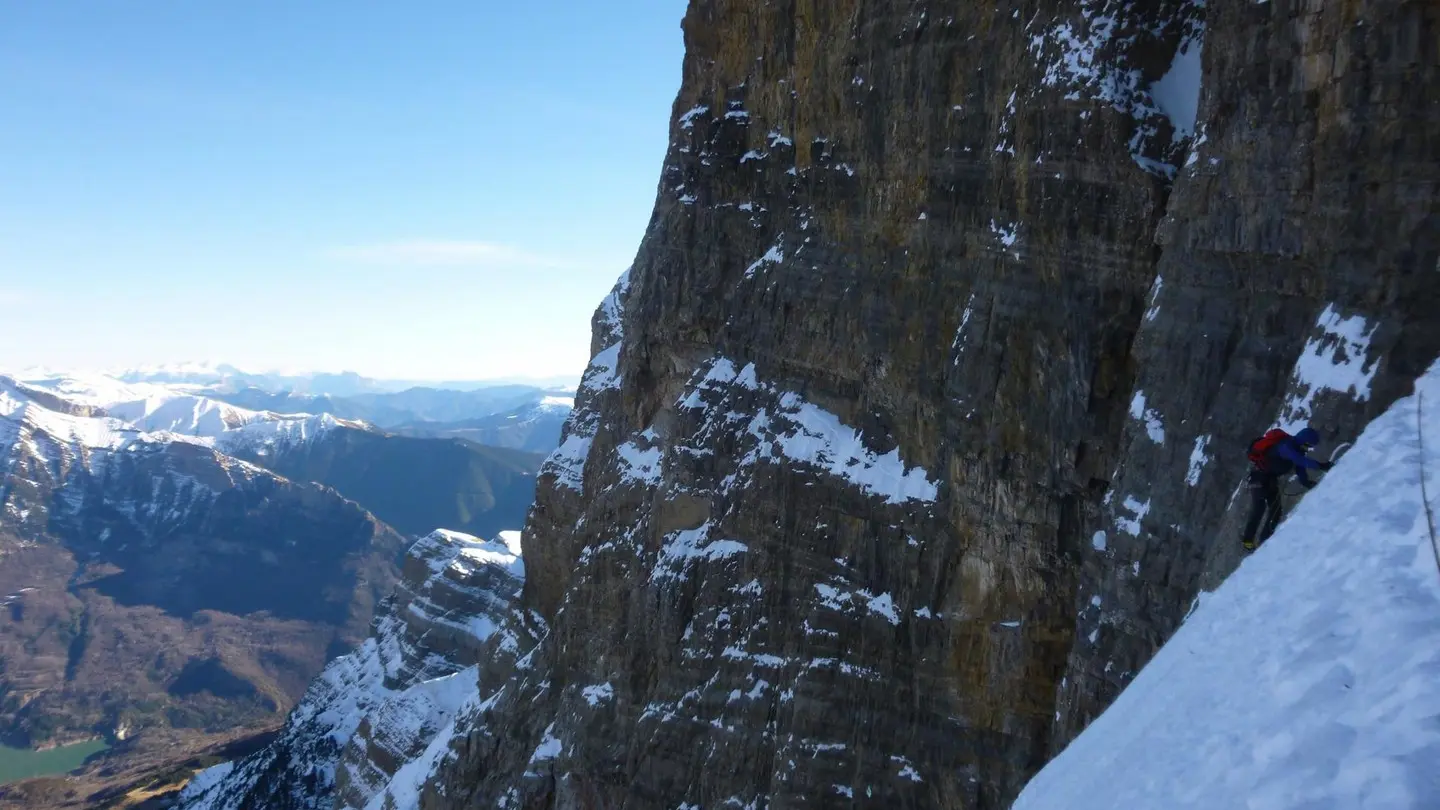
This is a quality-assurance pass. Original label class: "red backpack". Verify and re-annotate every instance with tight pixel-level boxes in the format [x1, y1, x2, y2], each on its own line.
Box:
[1247, 429, 1290, 470]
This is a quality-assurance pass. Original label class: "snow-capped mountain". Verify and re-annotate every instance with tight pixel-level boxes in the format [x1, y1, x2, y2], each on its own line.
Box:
[210, 383, 574, 437]
[2, 371, 543, 540]
[1, 373, 354, 543]
[1012, 361, 1440, 810]
[0, 374, 408, 751]
[8, 371, 350, 441]
[180, 529, 532, 810]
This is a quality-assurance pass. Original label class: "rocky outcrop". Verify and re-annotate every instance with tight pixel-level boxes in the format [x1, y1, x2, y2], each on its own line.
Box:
[180, 529, 527, 810]
[187, 1, 1439, 808]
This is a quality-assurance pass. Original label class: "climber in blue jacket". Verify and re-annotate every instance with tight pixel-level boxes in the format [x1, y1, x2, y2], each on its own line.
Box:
[1241, 426, 1333, 551]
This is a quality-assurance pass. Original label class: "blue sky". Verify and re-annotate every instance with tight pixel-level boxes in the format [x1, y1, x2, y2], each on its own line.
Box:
[0, 1, 686, 381]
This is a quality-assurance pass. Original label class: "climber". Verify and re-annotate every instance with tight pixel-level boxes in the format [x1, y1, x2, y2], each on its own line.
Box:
[1240, 426, 1333, 551]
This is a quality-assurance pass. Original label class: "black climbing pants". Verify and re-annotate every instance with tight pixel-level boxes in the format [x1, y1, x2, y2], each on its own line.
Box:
[1242, 471, 1283, 542]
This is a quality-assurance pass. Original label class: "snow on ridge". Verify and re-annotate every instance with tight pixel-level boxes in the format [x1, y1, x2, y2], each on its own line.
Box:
[597, 267, 631, 337]
[1278, 304, 1380, 432]
[182, 635, 393, 809]
[1144, 275, 1164, 321]
[1, 383, 139, 453]
[616, 430, 663, 485]
[362, 677, 484, 810]
[540, 269, 631, 494]
[528, 723, 563, 766]
[178, 762, 234, 802]
[1014, 359, 1440, 810]
[2, 373, 347, 465]
[215, 412, 345, 456]
[542, 433, 594, 492]
[582, 344, 622, 394]
[653, 522, 748, 581]
[359, 669, 482, 810]
[676, 357, 940, 505]
[0, 377, 229, 467]
[18, 372, 279, 437]
[183, 527, 519, 810]
[411, 528, 525, 585]
[747, 392, 939, 505]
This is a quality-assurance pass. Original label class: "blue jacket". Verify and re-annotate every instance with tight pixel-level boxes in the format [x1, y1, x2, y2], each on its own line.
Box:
[1265, 439, 1322, 485]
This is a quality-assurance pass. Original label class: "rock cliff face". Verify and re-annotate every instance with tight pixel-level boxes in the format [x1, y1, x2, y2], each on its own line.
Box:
[190, 0, 1439, 808]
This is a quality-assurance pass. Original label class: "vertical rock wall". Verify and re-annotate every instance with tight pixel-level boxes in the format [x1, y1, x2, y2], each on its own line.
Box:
[426, 1, 1438, 808]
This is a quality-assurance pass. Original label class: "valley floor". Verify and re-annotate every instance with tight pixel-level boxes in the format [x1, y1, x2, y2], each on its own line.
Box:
[0, 725, 277, 810]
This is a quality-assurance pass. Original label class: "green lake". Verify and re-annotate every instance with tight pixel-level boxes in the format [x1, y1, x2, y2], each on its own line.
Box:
[0, 738, 109, 784]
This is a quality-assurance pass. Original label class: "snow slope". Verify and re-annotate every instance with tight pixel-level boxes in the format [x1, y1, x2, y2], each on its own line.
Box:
[1014, 362, 1440, 810]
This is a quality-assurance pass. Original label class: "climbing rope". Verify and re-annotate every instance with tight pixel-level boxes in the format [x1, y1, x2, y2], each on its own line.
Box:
[1417, 390, 1440, 578]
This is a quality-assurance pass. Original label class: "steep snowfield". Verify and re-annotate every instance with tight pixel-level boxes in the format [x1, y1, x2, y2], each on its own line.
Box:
[1014, 362, 1440, 810]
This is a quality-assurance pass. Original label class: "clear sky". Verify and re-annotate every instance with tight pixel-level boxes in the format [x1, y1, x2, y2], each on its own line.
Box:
[0, 1, 686, 381]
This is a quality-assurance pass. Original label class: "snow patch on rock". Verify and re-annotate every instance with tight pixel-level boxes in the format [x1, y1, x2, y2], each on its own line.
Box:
[1129, 391, 1166, 444]
[1185, 434, 1211, 486]
[1278, 304, 1380, 432]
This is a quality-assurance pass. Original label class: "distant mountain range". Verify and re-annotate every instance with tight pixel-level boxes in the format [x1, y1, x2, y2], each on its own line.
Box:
[102, 362, 581, 396]
[5, 363, 578, 455]
[0, 370, 555, 783]
[209, 384, 571, 431]
[389, 396, 574, 454]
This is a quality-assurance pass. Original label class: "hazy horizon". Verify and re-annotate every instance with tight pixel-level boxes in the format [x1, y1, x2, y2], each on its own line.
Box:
[0, 358, 583, 388]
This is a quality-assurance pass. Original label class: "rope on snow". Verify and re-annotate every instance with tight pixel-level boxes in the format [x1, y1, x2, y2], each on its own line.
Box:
[1416, 390, 1440, 578]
